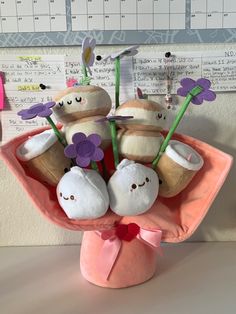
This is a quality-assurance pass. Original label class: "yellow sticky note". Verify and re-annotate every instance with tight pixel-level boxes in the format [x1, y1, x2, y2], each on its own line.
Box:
[17, 85, 40, 91]
[18, 56, 42, 62]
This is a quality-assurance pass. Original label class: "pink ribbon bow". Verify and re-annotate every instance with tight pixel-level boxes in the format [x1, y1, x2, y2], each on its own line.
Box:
[96, 223, 162, 281]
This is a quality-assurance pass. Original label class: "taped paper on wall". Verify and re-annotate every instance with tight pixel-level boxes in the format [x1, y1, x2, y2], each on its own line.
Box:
[2, 49, 236, 143]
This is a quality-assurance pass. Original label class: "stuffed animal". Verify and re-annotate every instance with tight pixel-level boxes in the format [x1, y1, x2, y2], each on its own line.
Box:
[116, 99, 167, 163]
[156, 140, 204, 197]
[57, 166, 109, 219]
[53, 85, 112, 148]
[65, 115, 111, 149]
[16, 129, 71, 186]
[116, 99, 167, 131]
[108, 159, 159, 216]
[117, 130, 163, 163]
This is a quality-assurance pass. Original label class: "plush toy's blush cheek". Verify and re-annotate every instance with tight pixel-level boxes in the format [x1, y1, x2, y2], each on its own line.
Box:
[81, 98, 87, 105]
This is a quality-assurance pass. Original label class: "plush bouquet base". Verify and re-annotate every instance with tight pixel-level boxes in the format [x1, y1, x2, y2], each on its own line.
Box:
[0, 127, 233, 289]
[80, 229, 160, 288]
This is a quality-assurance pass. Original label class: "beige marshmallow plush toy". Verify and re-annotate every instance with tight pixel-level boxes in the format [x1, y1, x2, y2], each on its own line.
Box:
[53, 85, 112, 149]
[116, 99, 167, 163]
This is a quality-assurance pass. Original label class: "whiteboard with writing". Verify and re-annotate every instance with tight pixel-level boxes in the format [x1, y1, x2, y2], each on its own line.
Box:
[1, 0, 236, 46]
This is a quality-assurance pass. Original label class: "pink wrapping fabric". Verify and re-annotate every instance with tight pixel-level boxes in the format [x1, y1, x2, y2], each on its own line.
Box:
[96, 226, 162, 280]
[80, 230, 159, 288]
[0, 127, 233, 242]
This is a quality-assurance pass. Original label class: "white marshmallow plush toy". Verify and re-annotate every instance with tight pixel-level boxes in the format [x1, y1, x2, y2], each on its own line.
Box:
[108, 159, 159, 216]
[57, 166, 109, 219]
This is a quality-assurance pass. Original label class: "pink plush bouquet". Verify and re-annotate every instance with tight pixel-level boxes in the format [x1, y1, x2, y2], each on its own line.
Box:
[0, 38, 233, 288]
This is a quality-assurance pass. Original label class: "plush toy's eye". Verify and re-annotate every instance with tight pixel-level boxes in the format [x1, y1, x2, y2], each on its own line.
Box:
[67, 100, 72, 105]
[70, 195, 75, 200]
[164, 116, 166, 120]
[59, 192, 62, 197]
[64, 167, 69, 173]
[159, 179, 163, 185]
[146, 177, 150, 183]
[131, 184, 137, 190]
[58, 101, 64, 107]
[158, 113, 162, 119]
[75, 97, 82, 103]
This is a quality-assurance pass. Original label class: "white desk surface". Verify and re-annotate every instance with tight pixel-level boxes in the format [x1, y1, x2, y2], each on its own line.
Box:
[0, 243, 235, 314]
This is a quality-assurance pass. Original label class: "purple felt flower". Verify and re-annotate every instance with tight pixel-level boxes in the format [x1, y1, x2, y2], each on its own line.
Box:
[81, 37, 96, 75]
[17, 102, 55, 120]
[177, 78, 216, 105]
[64, 132, 104, 168]
[95, 115, 133, 123]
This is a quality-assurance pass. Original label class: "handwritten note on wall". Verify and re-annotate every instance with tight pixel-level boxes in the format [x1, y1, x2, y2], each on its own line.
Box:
[134, 50, 236, 94]
[0, 55, 65, 84]
[2, 50, 236, 143]
[1, 84, 65, 143]
[0, 55, 65, 143]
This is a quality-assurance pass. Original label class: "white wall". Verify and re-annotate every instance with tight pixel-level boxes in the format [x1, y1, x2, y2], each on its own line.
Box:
[0, 43, 235, 246]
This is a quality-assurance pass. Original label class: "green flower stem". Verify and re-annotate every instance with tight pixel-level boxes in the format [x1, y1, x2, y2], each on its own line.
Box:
[115, 56, 120, 109]
[152, 85, 203, 169]
[46, 116, 67, 147]
[101, 159, 109, 182]
[91, 160, 99, 172]
[110, 120, 119, 169]
[82, 64, 88, 81]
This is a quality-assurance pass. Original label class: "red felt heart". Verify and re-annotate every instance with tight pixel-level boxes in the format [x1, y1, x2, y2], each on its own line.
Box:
[115, 223, 140, 242]
[116, 224, 128, 240]
[128, 223, 140, 237]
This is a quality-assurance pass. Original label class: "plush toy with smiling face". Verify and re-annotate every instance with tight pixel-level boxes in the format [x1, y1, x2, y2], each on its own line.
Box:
[53, 85, 112, 123]
[116, 99, 167, 131]
[57, 166, 109, 219]
[107, 159, 159, 216]
[116, 99, 167, 163]
[53, 85, 112, 148]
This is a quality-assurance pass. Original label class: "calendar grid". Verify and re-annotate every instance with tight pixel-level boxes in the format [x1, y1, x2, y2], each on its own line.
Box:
[0, 0, 67, 33]
[0, 3, 2, 33]
[48, 0, 52, 31]
[71, 0, 186, 32]
[191, 0, 236, 29]
[15, 0, 19, 33]
[120, 0, 121, 31]
[0, 0, 236, 46]
[136, 1, 138, 30]
[222, 0, 224, 27]
[32, 0, 35, 33]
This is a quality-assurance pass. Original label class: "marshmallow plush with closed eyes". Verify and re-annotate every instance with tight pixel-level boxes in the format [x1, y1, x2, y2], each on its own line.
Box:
[107, 159, 159, 216]
[57, 166, 109, 219]
[116, 99, 167, 163]
[53, 85, 112, 149]
[116, 99, 167, 131]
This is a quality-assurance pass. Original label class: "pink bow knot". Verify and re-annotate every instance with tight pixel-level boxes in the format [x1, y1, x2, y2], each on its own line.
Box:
[96, 223, 162, 280]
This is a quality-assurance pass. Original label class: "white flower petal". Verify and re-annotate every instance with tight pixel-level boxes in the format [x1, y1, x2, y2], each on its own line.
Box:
[102, 45, 140, 62]
[90, 38, 96, 49]
[82, 37, 90, 50]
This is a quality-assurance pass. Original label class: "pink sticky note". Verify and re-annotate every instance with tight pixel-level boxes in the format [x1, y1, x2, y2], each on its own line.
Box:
[0, 72, 5, 110]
